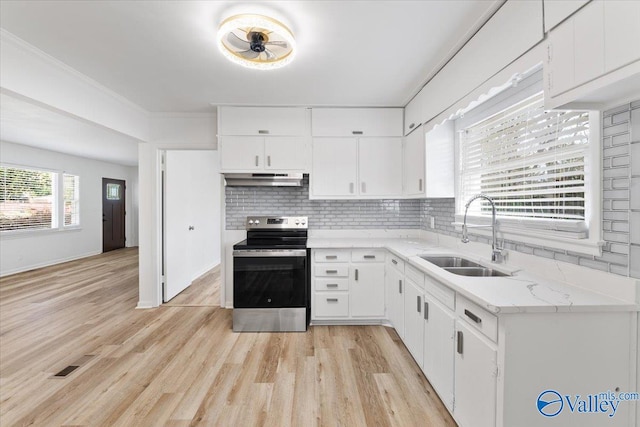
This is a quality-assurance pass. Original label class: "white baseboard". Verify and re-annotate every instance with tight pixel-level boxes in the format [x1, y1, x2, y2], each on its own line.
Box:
[136, 301, 156, 309]
[0, 250, 102, 277]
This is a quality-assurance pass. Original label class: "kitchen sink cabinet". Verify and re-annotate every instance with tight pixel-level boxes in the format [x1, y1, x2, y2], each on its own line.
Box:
[423, 293, 456, 411]
[311, 249, 386, 322]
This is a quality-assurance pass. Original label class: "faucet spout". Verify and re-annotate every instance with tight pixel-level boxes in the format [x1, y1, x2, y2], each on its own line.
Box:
[461, 194, 503, 263]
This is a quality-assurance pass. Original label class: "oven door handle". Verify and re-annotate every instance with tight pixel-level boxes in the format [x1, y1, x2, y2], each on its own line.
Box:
[233, 250, 307, 257]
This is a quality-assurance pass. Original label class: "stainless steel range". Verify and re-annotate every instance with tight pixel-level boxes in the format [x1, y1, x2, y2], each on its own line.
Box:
[232, 216, 309, 332]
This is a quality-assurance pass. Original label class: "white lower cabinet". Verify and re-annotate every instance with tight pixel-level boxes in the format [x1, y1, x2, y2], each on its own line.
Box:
[422, 293, 455, 411]
[454, 318, 497, 427]
[312, 249, 385, 321]
[403, 274, 424, 366]
[385, 254, 405, 338]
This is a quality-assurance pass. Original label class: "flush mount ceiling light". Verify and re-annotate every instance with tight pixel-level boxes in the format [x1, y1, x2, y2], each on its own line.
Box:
[217, 14, 296, 70]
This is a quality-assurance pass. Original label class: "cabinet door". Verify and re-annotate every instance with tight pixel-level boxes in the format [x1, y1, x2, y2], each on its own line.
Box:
[385, 265, 405, 338]
[311, 138, 358, 197]
[573, 0, 604, 86]
[264, 137, 308, 171]
[312, 108, 403, 137]
[604, 0, 640, 72]
[543, 0, 589, 32]
[424, 121, 454, 198]
[219, 107, 308, 136]
[350, 263, 385, 317]
[403, 128, 426, 197]
[358, 137, 403, 197]
[547, 18, 575, 97]
[454, 321, 497, 427]
[403, 279, 424, 367]
[219, 136, 264, 171]
[404, 89, 425, 136]
[423, 294, 455, 411]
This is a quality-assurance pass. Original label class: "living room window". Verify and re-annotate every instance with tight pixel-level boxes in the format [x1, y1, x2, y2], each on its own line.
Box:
[0, 165, 81, 232]
[455, 70, 601, 255]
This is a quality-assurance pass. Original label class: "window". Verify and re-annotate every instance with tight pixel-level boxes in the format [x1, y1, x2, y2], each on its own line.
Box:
[63, 174, 80, 227]
[0, 165, 80, 232]
[456, 73, 601, 254]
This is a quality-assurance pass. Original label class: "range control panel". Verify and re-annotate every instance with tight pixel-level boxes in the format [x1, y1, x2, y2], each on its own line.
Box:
[245, 216, 308, 230]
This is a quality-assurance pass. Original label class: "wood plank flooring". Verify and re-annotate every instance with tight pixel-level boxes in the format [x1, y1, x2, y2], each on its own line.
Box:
[164, 265, 220, 307]
[0, 248, 456, 426]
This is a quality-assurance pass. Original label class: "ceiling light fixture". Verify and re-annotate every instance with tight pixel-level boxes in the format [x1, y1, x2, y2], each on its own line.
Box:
[216, 14, 296, 70]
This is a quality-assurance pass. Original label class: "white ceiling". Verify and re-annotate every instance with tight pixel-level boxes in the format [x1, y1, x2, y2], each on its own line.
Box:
[0, 92, 140, 166]
[0, 0, 501, 112]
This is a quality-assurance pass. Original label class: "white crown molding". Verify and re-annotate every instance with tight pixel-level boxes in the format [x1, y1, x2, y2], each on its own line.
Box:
[149, 111, 216, 119]
[0, 28, 149, 115]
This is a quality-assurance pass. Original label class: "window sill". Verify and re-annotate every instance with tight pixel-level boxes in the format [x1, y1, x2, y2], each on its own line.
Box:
[452, 217, 603, 257]
[0, 226, 83, 240]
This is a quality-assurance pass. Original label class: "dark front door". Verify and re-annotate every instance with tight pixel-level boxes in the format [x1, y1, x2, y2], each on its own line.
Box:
[102, 178, 126, 252]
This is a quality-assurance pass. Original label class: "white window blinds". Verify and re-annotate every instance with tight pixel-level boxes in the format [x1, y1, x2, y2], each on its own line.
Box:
[0, 166, 55, 231]
[63, 174, 80, 227]
[459, 91, 589, 226]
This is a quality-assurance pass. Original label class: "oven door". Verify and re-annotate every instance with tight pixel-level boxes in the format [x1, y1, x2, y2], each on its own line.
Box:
[233, 249, 307, 308]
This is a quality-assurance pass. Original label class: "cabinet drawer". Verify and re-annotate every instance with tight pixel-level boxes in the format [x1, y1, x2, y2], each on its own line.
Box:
[351, 249, 386, 263]
[314, 250, 350, 263]
[314, 278, 349, 291]
[315, 264, 349, 277]
[387, 253, 405, 273]
[314, 293, 349, 317]
[405, 264, 425, 289]
[456, 296, 498, 343]
[424, 275, 455, 311]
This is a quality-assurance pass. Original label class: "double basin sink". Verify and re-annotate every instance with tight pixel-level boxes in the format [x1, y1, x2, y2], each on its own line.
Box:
[420, 256, 509, 277]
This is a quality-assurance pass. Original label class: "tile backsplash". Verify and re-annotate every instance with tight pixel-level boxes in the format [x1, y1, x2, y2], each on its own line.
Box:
[225, 177, 421, 230]
[223, 100, 639, 279]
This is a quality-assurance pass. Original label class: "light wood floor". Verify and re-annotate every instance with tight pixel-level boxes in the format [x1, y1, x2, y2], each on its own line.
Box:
[164, 265, 221, 307]
[0, 248, 456, 427]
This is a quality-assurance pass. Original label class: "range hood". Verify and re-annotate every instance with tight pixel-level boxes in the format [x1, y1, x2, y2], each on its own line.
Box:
[224, 173, 304, 187]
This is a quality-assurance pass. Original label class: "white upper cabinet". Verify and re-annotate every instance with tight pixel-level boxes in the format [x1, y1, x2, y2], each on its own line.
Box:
[218, 107, 310, 172]
[404, 88, 427, 136]
[358, 138, 403, 197]
[311, 138, 358, 197]
[604, 0, 640, 73]
[219, 106, 308, 136]
[312, 108, 403, 137]
[403, 128, 426, 197]
[543, 0, 589, 31]
[545, 0, 640, 108]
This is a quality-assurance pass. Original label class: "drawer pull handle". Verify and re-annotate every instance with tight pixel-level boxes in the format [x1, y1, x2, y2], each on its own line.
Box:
[363, 255, 376, 259]
[325, 255, 338, 260]
[255, 155, 259, 166]
[326, 283, 339, 288]
[417, 295, 421, 313]
[267, 155, 271, 167]
[326, 270, 338, 274]
[258, 129, 269, 134]
[391, 259, 398, 265]
[352, 130, 363, 135]
[464, 309, 482, 324]
[355, 269, 359, 281]
[327, 298, 339, 302]
[424, 302, 429, 320]
[457, 331, 463, 354]
[398, 279, 402, 294]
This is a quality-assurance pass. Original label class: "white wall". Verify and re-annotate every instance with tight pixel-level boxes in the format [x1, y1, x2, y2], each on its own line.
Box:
[138, 113, 217, 308]
[0, 141, 138, 276]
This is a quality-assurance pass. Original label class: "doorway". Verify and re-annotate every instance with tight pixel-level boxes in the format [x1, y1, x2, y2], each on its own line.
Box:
[102, 178, 126, 252]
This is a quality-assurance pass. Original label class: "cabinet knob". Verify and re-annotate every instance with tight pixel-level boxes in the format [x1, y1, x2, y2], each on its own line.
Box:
[409, 123, 415, 129]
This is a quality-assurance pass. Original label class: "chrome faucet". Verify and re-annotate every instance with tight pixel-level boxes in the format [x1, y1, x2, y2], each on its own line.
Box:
[461, 194, 504, 263]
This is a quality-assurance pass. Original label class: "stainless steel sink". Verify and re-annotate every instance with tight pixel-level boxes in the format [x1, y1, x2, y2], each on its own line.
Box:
[443, 267, 509, 277]
[419, 256, 482, 268]
[420, 255, 510, 277]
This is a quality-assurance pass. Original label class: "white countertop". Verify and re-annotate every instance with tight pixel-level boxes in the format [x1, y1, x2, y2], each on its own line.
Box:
[307, 237, 639, 315]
